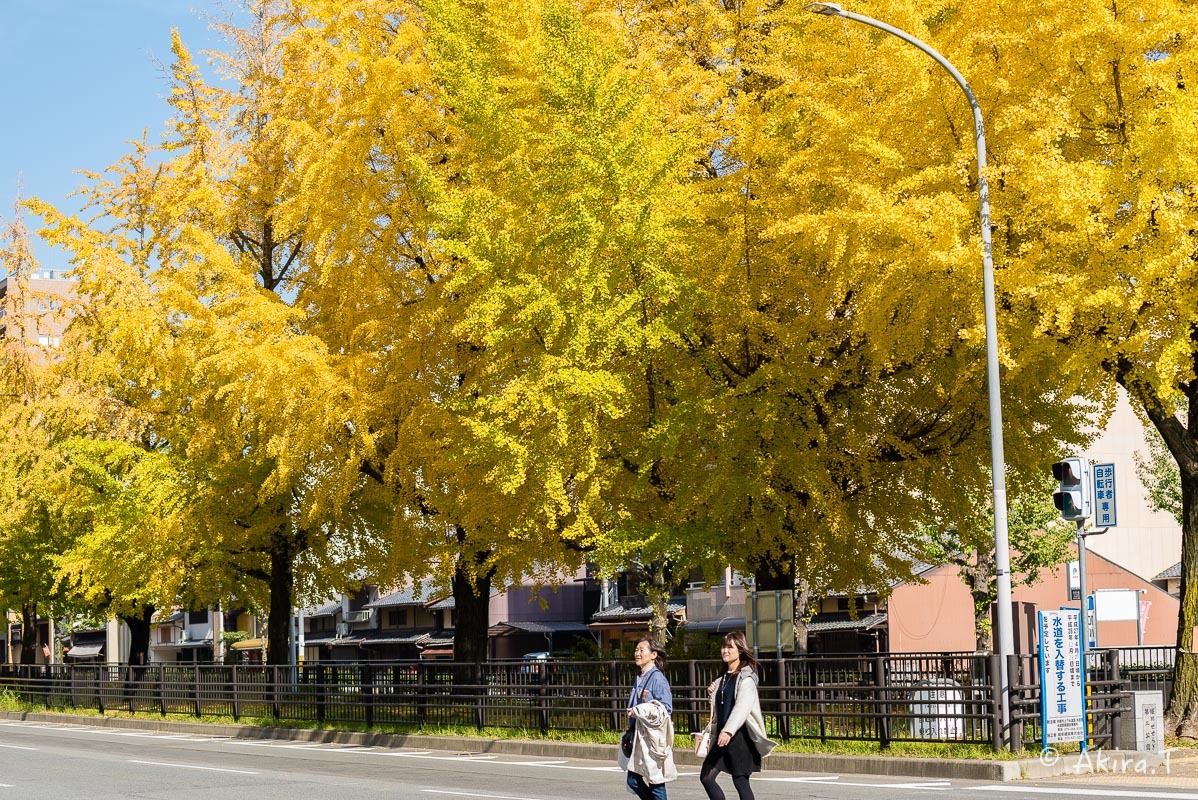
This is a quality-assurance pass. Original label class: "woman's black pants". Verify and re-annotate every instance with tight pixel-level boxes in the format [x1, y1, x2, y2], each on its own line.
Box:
[699, 762, 754, 800]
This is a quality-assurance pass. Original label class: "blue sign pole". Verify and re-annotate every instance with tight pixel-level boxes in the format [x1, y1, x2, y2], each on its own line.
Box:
[1038, 611, 1049, 755]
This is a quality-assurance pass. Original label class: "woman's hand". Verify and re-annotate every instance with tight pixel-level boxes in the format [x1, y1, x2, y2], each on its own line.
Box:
[628, 707, 638, 719]
[708, 680, 719, 696]
[717, 731, 732, 747]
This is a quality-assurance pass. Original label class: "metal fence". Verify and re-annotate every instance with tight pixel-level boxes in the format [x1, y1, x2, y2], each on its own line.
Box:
[0, 649, 1137, 751]
[1107, 645, 1175, 706]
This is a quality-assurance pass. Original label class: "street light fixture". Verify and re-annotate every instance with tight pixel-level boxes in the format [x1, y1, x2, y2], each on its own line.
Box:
[804, 2, 1016, 745]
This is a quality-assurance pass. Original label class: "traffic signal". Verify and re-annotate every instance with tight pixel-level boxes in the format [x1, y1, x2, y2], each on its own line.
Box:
[1051, 457, 1093, 521]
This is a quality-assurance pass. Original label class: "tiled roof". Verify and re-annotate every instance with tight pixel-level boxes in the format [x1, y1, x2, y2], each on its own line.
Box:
[489, 620, 592, 635]
[332, 630, 432, 646]
[591, 601, 686, 621]
[302, 633, 338, 645]
[1154, 562, 1182, 581]
[311, 629, 455, 648]
[301, 599, 343, 618]
[805, 612, 888, 633]
[366, 579, 448, 609]
[152, 638, 215, 649]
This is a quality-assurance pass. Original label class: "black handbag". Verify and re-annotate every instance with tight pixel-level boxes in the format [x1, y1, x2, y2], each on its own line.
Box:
[620, 726, 635, 757]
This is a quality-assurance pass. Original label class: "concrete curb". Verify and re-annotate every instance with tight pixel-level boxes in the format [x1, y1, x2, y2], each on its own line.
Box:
[3, 710, 1158, 782]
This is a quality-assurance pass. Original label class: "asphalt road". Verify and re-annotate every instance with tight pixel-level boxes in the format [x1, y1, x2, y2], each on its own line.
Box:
[0, 721, 1196, 800]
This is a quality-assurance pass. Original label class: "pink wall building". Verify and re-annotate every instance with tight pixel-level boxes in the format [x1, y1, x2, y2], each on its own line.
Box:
[888, 546, 1179, 653]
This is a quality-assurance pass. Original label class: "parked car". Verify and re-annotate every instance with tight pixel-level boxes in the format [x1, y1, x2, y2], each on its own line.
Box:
[519, 651, 552, 675]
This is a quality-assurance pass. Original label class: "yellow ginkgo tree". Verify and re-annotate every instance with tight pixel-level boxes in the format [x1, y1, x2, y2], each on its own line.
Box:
[37, 3, 377, 665]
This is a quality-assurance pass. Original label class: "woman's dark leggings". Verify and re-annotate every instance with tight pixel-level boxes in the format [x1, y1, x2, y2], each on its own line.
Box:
[700, 763, 754, 800]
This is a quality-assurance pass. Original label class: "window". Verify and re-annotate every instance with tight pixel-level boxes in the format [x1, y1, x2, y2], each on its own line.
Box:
[387, 609, 407, 627]
[188, 609, 209, 624]
[37, 334, 50, 346]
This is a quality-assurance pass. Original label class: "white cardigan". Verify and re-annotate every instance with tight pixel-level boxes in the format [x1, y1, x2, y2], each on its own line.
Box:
[617, 699, 678, 785]
[709, 667, 777, 759]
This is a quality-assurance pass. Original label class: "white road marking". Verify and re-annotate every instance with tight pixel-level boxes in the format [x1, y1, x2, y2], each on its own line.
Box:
[422, 791, 539, 800]
[0, 744, 37, 751]
[129, 759, 259, 775]
[760, 775, 951, 790]
[275, 743, 332, 749]
[0, 724, 71, 731]
[977, 786, 1198, 799]
[353, 751, 501, 761]
[504, 763, 623, 772]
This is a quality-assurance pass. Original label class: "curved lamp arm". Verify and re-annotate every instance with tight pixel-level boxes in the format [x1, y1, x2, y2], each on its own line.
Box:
[805, 1, 1015, 747]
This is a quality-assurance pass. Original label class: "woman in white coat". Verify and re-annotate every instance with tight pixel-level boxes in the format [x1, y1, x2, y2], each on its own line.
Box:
[699, 631, 776, 800]
[619, 637, 677, 799]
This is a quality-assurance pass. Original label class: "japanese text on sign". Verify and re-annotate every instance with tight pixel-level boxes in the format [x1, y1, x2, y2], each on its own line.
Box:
[1092, 463, 1117, 527]
[1039, 609, 1085, 745]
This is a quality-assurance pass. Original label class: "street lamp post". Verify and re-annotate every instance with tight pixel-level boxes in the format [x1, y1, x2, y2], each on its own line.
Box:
[805, 2, 1016, 746]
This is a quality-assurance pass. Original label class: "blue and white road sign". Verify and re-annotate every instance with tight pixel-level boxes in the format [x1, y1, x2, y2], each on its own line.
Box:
[1092, 463, 1117, 527]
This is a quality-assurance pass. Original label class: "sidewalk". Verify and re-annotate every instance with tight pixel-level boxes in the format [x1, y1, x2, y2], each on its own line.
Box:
[1034, 746, 1198, 788]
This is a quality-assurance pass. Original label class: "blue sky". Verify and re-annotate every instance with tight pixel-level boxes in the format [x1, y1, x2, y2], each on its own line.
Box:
[0, 1, 229, 270]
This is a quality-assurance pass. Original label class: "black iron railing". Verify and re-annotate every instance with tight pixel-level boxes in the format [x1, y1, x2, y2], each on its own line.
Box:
[0, 649, 1133, 751]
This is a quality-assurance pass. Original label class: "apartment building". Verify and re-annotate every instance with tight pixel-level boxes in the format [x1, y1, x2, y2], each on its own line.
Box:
[0, 268, 74, 347]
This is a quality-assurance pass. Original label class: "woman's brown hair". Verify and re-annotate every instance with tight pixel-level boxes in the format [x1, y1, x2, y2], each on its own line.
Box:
[636, 636, 667, 670]
[723, 631, 759, 673]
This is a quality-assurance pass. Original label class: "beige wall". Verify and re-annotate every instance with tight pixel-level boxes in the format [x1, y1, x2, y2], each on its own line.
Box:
[1081, 388, 1182, 582]
[887, 547, 1179, 653]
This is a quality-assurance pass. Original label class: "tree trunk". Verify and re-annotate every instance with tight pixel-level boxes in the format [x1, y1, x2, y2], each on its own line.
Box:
[1167, 456, 1198, 735]
[19, 602, 39, 666]
[119, 604, 155, 666]
[969, 550, 996, 652]
[793, 578, 812, 656]
[266, 526, 295, 666]
[645, 560, 670, 645]
[451, 549, 495, 666]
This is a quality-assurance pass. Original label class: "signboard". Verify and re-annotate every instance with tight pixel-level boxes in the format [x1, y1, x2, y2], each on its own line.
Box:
[1095, 589, 1139, 622]
[745, 590, 794, 656]
[1085, 595, 1097, 649]
[1133, 691, 1165, 753]
[910, 679, 964, 740]
[1092, 463, 1117, 527]
[1068, 561, 1080, 601]
[1038, 609, 1087, 747]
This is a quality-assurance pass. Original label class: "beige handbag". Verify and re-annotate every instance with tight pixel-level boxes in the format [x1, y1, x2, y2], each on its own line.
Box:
[693, 681, 717, 757]
[692, 723, 713, 757]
